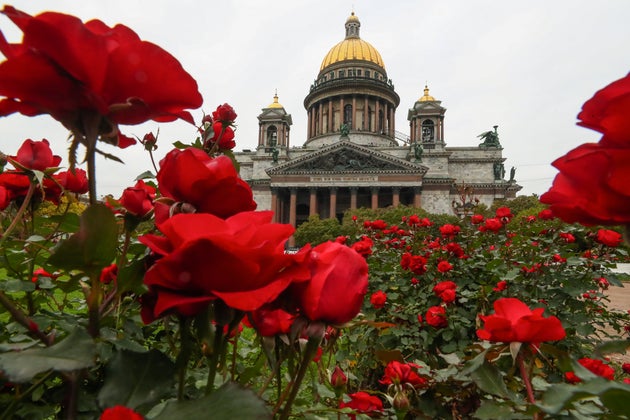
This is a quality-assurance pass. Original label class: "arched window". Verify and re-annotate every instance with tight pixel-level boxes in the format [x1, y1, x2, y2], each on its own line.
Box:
[378, 110, 384, 133]
[344, 104, 353, 127]
[267, 125, 278, 146]
[421, 120, 435, 142]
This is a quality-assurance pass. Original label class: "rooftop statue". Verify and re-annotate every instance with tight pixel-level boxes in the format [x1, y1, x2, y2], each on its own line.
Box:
[478, 125, 501, 148]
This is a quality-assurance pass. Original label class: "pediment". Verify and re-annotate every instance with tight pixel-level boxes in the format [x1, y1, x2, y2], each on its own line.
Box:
[258, 108, 288, 119]
[267, 140, 428, 176]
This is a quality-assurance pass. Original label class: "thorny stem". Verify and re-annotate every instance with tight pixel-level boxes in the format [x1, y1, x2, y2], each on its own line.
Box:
[0, 182, 36, 245]
[176, 317, 193, 401]
[517, 351, 544, 420]
[277, 336, 321, 420]
[0, 290, 53, 346]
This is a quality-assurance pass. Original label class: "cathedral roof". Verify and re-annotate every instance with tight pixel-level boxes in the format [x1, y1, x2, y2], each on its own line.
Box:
[319, 12, 385, 72]
[266, 92, 283, 109]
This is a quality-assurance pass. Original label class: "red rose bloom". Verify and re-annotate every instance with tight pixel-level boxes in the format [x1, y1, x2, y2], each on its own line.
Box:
[470, 214, 484, 224]
[351, 235, 374, 257]
[495, 206, 513, 221]
[479, 217, 503, 232]
[622, 363, 630, 375]
[54, 168, 89, 194]
[566, 358, 616, 384]
[155, 147, 256, 222]
[577, 71, 630, 147]
[100, 406, 143, 420]
[493, 280, 508, 292]
[339, 392, 383, 418]
[290, 241, 368, 325]
[139, 211, 310, 322]
[595, 228, 622, 247]
[0, 185, 9, 210]
[433, 280, 457, 297]
[477, 297, 566, 343]
[99, 264, 118, 285]
[540, 143, 630, 225]
[370, 290, 387, 309]
[437, 260, 453, 273]
[119, 180, 155, 217]
[425, 305, 447, 328]
[379, 360, 427, 388]
[439, 224, 460, 237]
[331, 366, 348, 389]
[249, 305, 296, 337]
[11, 138, 61, 171]
[212, 103, 237, 123]
[400, 252, 427, 275]
[538, 209, 554, 220]
[0, 6, 202, 142]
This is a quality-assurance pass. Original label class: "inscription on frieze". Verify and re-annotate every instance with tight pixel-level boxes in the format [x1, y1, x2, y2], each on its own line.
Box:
[310, 176, 378, 182]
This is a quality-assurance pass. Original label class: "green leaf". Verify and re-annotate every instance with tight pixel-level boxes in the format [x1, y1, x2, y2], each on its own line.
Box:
[0, 328, 95, 382]
[48, 204, 118, 272]
[469, 361, 512, 399]
[117, 258, 148, 295]
[593, 339, 630, 358]
[153, 382, 271, 419]
[474, 399, 515, 419]
[98, 349, 175, 410]
[134, 170, 155, 181]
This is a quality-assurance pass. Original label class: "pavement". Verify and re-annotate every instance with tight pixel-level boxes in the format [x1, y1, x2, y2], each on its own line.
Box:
[607, 263, 630, 313]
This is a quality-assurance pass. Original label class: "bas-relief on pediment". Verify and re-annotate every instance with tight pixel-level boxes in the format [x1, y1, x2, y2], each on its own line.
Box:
[267, 143, 426, 175]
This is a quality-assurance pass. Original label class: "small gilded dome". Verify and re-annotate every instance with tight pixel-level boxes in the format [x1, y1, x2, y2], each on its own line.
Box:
[319, 12, 385, 72]
[418, 85, 436, 102]
[267, 92, 283, 109]
[346, 11, 360, 23]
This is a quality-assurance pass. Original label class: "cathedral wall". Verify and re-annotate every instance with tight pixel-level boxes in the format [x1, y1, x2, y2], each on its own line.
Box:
[449, 162, 493, 183]
[253, 188, 272, 211]
[421, 190, 453, 215]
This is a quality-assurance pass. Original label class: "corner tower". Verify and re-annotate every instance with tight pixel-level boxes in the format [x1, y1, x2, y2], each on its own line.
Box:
[257, 92, 292, 152]
[303, 12, 400, 148]
[408, 85, 446, 150]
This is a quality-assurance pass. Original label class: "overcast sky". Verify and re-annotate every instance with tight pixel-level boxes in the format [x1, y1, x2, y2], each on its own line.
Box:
[1, 1, 629, 199]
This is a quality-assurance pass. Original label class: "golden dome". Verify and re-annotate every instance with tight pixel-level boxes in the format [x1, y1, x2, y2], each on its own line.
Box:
[346, 11, 360, 23]
[418, 85, 436, 102]
[267, 92, 283, 109]
[319, 12, 385, 72]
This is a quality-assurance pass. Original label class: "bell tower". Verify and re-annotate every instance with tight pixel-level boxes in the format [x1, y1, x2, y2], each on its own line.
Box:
[257, 92, 292, 151]
[408, 85, 446, 150]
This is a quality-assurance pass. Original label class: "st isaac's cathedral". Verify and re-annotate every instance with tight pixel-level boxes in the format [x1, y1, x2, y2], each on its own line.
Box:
[234, 12, 521, 228]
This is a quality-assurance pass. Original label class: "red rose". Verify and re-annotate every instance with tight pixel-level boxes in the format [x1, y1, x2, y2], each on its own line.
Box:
[212, 103, 237, 123]
[370, 290, 387, 309]
[433, 281, 457, 297]
[476, 297, 566, 343]
[439, 288, 456, 304]
[339, 392, 383, 418]
[439, 224, 460, 237]
[425, 305, 447, 328]
[351, 235, 373, 257]
[99, 264, 118, 285]
[100, 406, 143, 420]
[11, 139, 61, 171]
[207, 121, 236, 150]
[0, 6, 202, 141]
[540, 143, 630, 225]
[379, 360, 427, 388]
[331, 366, 348, 389]
[249, 305, 296, 337]
[54, 168, 89, 194]
[119, 180, 155, 217]
[290, 242, 368, 325]
[565, 371, 582, 384]
[400, 252, 427, 275]
[595, 228, 622, 247]
[575, 357, 615, 380]
[559, 232, 575, 243]
[538, 209, 554, 220]
[622, 363, 630, 375]
[577, 71, 630, 147]
[470, 214, 484, 224]
[437, 260, 453, 273]
[493, 280, 508, 292]
[139, 211, 310, 322]
[495, 206, 513, 221]
[480, 218, 503, 232]
[156, 147, 256, 222]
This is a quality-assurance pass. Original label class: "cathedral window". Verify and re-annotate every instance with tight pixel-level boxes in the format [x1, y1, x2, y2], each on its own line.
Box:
[344, 104, 353, 126]
[339, 70, 345, 78]
[356, 69, 362, 76]
[365, 70, 370, 78]
[422, 120, 435, 142]
[267, 125, 278, 147]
